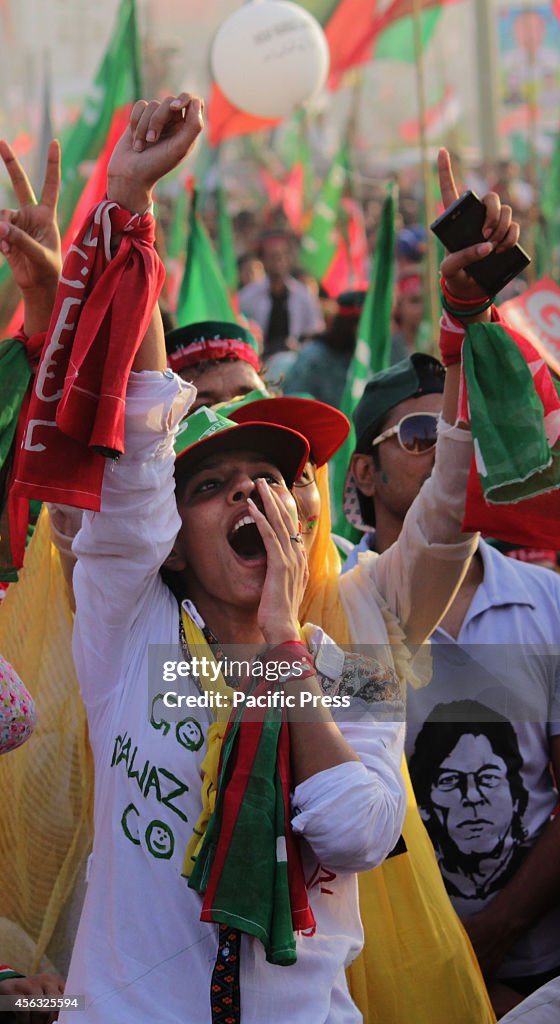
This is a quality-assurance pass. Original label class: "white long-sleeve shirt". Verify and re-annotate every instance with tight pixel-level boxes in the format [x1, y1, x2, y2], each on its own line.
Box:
[60, 370, 407, 1024]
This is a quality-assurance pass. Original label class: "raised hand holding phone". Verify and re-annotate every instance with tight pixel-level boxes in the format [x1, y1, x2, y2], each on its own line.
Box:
[432, 149, 526, 303]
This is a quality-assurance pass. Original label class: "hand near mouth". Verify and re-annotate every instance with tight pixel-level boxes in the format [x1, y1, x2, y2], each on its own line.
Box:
[247, 478, 308, 646]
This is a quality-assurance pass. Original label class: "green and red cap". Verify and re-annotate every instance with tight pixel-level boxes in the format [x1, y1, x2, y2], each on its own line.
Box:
[217, 390, 350, 467]
[166, 320, 260, 374]
[174, 406, 309, 488]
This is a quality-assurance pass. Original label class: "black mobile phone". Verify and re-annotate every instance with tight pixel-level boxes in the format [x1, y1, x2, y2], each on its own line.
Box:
[430, 190, 530, 296]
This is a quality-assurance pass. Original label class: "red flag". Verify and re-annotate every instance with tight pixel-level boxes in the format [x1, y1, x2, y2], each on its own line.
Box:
[283, 163, 305, 232]
[322, 198, 368, 296]
[207, 83, 280, 147]
[327, 0, 458, 86]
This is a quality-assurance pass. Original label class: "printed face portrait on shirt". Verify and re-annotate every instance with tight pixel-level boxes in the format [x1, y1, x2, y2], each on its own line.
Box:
[409, 700, 529, 899]
[429, 733, 515, 856]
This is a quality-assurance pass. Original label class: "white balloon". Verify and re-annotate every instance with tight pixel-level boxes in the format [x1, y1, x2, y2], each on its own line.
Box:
[211, 0, 330, 119]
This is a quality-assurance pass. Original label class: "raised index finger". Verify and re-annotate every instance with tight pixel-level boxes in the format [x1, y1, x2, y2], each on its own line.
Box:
[0, 139, 37, 207]
[39, 139, 61, 211]
[438, 147, 460, 210]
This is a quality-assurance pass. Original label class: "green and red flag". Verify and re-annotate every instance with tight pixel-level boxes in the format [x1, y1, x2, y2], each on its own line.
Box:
[57, 0, 142, 233]
[399, 85, 460, 144]
[374, 5, 442, 61]
[325, 0, 458, 86]
[176, 191, 237, 327]
[277, 110, 315, 230]
[322, 197, 369, 297]
[1, 0, 142, 337]
[216, 185, 238, 292]
[299, 143, 349, 283]
[330, 184, 397, 538]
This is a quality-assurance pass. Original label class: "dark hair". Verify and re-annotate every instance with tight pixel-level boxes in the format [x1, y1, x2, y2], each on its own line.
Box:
[319, 314, 360, 354]
[355, 409, 389, 528]
[409, 699, 529, 864]
[184, 356, 264, 376]
[237, 252, 260, 271]
[160, 564, 186, 604]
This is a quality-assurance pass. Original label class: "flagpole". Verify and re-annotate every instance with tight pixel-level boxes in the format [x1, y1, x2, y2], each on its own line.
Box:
[411, 0, 439, 350]
[524, 1, 539, 285]
[344, 69, 365, 287]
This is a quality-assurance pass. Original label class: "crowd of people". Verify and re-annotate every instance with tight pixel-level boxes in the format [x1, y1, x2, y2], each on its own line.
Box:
[0, 90, 559, 1024]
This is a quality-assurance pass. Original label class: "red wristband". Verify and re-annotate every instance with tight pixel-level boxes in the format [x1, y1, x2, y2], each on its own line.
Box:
[262, 641, 315, 673]
[440, 276, 491, 307]
[439, 308, 466, 366]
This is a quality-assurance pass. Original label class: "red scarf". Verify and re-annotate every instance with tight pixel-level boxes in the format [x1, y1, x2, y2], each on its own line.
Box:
[13, 201, 165, 510]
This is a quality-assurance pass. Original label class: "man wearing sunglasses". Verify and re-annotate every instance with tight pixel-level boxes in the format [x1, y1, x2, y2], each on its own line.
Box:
[342, 352, 445, 554]
[342, 356, 560, 1020]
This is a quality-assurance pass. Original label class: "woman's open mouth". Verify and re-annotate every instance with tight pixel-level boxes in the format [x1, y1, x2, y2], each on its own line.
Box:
[228, 515, 267, 561]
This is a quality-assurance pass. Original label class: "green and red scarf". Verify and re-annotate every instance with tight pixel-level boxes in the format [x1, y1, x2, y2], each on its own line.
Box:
[444, 307, 560, 547]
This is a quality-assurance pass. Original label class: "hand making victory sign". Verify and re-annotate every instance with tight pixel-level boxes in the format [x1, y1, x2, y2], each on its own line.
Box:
[0, 138, 61, 334]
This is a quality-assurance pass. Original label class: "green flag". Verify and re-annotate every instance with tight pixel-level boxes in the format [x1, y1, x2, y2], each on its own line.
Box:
[57, 0, 142, 231]
[375, 8, 441, 62]
[176, 192, 236, 326]
[300, 144, 349, 281]
[167, 183, 190, 263]
[216, 186, 238, 292]
[538, 130, 560, 283]
[330, 184, 398, 539]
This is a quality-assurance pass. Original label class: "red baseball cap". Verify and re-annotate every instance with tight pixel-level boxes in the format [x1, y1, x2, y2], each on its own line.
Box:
[218, 391, 350, 467]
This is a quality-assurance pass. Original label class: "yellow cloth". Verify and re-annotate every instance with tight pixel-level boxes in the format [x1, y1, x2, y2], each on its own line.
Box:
[302, 466, 495, 1024]
[180, 608, 233, 878]
[0, 508, 93, 973]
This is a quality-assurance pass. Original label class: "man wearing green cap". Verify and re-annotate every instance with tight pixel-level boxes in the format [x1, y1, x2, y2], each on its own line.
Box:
[342, 351, 446, 554]
[165, 319, 265, 412]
